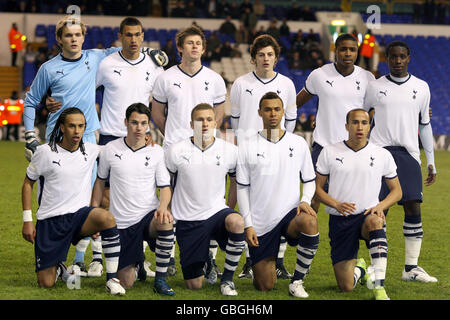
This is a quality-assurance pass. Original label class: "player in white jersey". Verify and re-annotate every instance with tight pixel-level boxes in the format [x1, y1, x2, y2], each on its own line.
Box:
[315, 109, 402, 300]
[363, 41, 438, 283]
[91, 103, 175, 296]
[90, 17, 166, 278]
[152, 25, 226, 150]
[152, 25, 227, 275]
[165, 104, 245, 296]
[230, 34, 297, 280]
[296, 33, 376, 213]
[236, 92, 318, 298]
[21, 108, 125, 295]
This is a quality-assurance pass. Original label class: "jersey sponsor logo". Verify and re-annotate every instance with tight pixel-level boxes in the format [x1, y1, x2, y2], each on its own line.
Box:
[325, 80, 334, 87]
[113, 69, 122, 76]
[52, 159, 61, 166]
[145, 156, 151, 166]
[335, 157, 344, 164]
[173, 82, 182, 88]
[413, 90, 417, 100]
[114, 153, 123, 160]
[356, 81, 361, 90]
[245, 89, 253, 95]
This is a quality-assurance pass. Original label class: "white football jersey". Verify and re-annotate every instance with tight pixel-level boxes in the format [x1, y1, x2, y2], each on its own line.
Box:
[316, 141, 397, 216]
[363, 74, 430, 164]
[97, 138, 170, 229]
[26, 142, 99, 220]
[152, 65, 227, 149]
[96, 51, 164, 137]
[236, 131, 316, 236]
[304, 63, 375, 147]
[230, 71, 297, 135]
[165, 137, 237, 221]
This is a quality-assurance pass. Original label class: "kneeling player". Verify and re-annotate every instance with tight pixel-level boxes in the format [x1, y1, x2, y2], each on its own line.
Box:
[315, 109, 402, 300]
[236, 92, 319, 298]
[91, 103, 175, 296]
[165, 103, 245, 296]
[21, 108, 125, 295]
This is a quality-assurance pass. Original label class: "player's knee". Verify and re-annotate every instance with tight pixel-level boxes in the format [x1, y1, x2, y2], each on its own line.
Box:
[299, 213, 318, 233]
[37, 275, 55, 289]
[253, 278, 275, 291]
[225, 213, 244, 233]
[185, 278, 203, 290]
[365, 214, 384, 231]
[338, 282, 354, 292]
[98, 209, 116, 229]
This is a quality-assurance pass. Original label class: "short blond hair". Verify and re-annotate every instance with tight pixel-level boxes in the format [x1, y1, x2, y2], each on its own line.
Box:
[56, 15, 87, 40]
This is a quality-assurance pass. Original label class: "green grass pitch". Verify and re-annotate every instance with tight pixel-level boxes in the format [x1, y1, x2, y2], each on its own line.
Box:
[0, 141, 448, 301]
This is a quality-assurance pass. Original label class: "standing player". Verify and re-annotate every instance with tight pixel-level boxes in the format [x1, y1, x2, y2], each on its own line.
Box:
[295, 33, 376, 213]
[315, 109, 402, 300]
[91, 103, 175, 295]
[21, 107, 125, 295]
[230, 34, 298, 279]
[152, 25, 227, 275]
[363, 41, 437, 283]
[91, 16, 166, 278]
[165, 104, 245, 296]
[236, 92, 319, 298]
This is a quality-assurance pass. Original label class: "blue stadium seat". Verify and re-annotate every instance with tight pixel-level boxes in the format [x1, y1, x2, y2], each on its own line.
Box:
[35, 24, 46, 38]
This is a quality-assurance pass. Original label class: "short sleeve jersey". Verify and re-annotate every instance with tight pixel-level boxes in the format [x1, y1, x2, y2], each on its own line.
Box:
[97, 138, 170, 229]
[152, 65, 227, 148]
[304, 63, 375, 147]
[316, 141, 397, 216]
[26, 142, 99, 220]
[165, 137, 237, 221]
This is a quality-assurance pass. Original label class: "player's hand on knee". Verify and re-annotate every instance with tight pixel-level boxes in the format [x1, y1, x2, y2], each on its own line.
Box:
[336, 201, 356, 217]
[155, 207, 173, 225]
[145, 48, 169, 67]
[245, 227, 259, 247]
[24, 130, 40, 162]
[364, 204, 385, 219]
[45, 96, 62, 113]
[424, 165, 436, 186]
[22, 222, 36, 244]
[297, 201, 317, 217]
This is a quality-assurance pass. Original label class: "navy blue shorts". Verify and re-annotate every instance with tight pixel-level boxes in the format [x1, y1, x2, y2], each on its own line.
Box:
[117, 210, 156, 271]
[176, 208, 238, 280]
[380, 146, 422, 204]
[311, 142, 328, 192]
[249, 208, 299, 266]
[35, 206, 93, 272]
[328, 213, 370, 265]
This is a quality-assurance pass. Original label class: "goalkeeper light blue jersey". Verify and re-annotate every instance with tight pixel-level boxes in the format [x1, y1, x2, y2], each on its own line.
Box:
[24, 48, 120, 139]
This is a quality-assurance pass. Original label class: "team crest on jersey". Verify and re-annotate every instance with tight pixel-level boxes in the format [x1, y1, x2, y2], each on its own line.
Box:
[277, 90, 281, 95]
[216, 155, 221, 166]
[85, 61, 90, 70]
[145, 72, 150, 81]
[289, 147, 294, 157]
[370, 156, 375, 167]
[145, 156, 151, 166]
[325, 80, 334, 87]
[413, 90, 417, 99]
[356, 81, 360, 90]
[205, 81, 209, 91]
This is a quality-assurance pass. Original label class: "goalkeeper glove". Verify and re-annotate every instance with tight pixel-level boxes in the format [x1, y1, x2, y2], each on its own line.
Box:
[24, 130, 40, 162]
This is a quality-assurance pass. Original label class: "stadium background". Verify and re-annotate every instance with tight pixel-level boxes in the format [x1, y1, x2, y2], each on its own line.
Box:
[0, 0, 449, 302]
